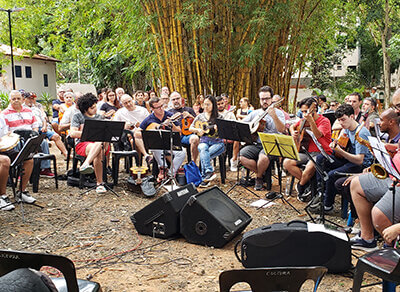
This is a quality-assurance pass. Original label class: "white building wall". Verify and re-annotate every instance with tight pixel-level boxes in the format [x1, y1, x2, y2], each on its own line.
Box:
[0, 57, 57, 98]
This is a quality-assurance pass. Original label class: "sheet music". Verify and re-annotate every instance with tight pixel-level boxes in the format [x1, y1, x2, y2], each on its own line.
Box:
[369, 136, 400, 180]
[305, 129, 334, 163]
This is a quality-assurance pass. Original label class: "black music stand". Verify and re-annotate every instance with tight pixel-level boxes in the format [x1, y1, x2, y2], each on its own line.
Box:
[258, 132, 300, 214]
[80, 119, 125, 197]
[216, 119, 260, 198]
[142, 129, 182, 191]
[9, 134, 45, 221]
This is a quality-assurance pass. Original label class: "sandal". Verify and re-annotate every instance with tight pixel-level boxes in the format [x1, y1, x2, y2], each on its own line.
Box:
[96, 185, 106, 194]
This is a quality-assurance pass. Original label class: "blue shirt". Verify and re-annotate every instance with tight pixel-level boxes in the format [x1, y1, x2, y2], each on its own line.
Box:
[139, 111, 178, 130]
[345, 125, 374, 168]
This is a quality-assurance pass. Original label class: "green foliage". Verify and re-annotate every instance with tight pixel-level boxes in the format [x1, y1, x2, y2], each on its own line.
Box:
[39, 92, 53, 116]
[0, 91, 9, 110]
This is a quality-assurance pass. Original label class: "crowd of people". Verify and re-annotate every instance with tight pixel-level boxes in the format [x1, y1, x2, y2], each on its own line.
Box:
[0, 83, 399, 252]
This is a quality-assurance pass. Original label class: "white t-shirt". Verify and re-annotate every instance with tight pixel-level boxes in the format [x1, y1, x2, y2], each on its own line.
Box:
[0, 115, 8, 138]
[113, 106, 149, 125]
[60, 106, 81, 125]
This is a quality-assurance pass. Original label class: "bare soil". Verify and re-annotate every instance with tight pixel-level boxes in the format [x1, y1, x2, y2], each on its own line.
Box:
[0, 146, 384, 291]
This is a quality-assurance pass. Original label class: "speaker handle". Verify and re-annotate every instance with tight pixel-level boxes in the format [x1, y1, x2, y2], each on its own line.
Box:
[286, 220, 307, 227]
[234, 239, 242, 263]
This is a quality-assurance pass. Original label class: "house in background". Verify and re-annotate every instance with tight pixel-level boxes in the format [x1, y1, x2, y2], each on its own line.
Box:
[0, 44, 60, 97]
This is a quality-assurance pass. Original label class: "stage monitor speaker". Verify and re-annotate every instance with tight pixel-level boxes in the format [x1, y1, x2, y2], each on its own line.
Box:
[236, 220, 351, 273]
[130, 183, 197, 238]
[180, 186, 252, 248]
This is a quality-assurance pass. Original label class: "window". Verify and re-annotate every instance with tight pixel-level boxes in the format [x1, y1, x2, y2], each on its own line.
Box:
[336, 65, 342, 71]
[43, 74, 48, 87]
[15, 65, 22, 78]
[25, 66, 32, 78]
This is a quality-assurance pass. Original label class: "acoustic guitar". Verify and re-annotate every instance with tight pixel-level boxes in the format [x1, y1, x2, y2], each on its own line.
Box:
[294, 102, 316, 151]
[181, 117, 194, 136]
[146, 112, 182, 130]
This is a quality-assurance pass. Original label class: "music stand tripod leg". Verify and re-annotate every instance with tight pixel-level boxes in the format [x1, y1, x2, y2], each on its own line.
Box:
[225, 164, 259, 198]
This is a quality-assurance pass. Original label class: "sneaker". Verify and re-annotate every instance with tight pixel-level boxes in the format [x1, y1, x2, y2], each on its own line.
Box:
[309, 194, 322, 209]
[145, 155, 153, 167]
[199, 181, 210, 188]
[19, 191, 36, 204]
[254, 178, 264, 191]
[297, 190, 312, 203]
[230, 158, 238, 172]
[0, 195, 14, 211]
[324, 205, 334, 215]
[40, 168, 55, 178]
[350, 236, 378, 251]
[203, 172, 217, 182]
[96, 185, 107, 194]
[79, 164, 94, 175]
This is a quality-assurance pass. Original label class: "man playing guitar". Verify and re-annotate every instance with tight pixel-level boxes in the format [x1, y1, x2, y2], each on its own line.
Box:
[283, 97, 332, 202]
[310, 103, 373, 214]
[168, 91, 199, 163]
[136, 97, 186, 182]
[240, 86, 286, 191]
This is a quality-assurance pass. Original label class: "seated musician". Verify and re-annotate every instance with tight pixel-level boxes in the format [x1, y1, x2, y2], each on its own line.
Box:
[59, 93, 82, 133]
[310, 103, 373, 214]
[136, 97, 185, 182]
[216, 95, 240, 172]
[23, 92, 68, 159]
[189, 95, 225, 188]
[362, 97, 379, 137]
[283, 97, 332, 202]
[239, 86, 286, 191]
[113, 94, 149, 152]
[0, 95, 35, 209]
[3, 90, 54, 178]
[70, 93, 107, 194]
[168, 91, 199, 163]
[347, 97, 400, 250]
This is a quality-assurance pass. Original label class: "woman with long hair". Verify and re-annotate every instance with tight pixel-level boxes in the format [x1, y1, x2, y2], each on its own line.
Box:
[99, 89, 120, 119]
[192, 94, 204, 115]
[189, 95, 225, 187]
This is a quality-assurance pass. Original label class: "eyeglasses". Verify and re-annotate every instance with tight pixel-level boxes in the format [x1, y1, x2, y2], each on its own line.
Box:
[260, 97, 272, 101]
[152, 105, 163, 110]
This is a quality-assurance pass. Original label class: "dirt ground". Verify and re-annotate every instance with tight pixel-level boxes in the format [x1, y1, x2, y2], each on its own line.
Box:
[0, 145, 386, 291]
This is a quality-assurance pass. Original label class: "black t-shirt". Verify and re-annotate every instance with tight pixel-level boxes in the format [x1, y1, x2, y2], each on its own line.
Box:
[100, 103, 118, 113]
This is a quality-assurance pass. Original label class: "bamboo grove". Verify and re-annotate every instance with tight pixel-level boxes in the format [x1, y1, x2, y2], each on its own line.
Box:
[141, 0, 338, 107]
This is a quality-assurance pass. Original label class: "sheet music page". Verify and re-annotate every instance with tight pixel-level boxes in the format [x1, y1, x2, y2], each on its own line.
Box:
[369, 136, 400, 180]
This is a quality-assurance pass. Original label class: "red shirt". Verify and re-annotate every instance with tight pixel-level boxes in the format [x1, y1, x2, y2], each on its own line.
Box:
[294, 115, 332, 155]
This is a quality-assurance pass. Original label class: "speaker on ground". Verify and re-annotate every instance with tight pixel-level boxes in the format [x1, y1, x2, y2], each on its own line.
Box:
[180, 186, 252, 248]
[131, 183, 197, 238]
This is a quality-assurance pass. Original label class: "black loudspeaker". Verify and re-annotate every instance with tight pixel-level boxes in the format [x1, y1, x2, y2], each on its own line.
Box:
[236, 220, 351, 273]
[130, 183, 197, 238]
[180, 186, 252, 248]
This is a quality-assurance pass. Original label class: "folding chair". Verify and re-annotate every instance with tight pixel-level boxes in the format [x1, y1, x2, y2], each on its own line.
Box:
[219, 266, 327, 292]
[0, 249, 101, 292]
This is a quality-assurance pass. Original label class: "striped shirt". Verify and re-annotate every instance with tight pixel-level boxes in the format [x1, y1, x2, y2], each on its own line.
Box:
[1, 106, 38, 132]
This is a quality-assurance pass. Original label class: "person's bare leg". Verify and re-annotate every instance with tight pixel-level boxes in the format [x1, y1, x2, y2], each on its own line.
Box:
[257, 154, 270, 178]
[133, 129, 150, 157]
[283, 158, 302, 180]
[51, 133, 68, 158]
[84, 142, 103, 166]
[351, 176, 374, 240]
[92, 153, 104, 184]
[240, 156, 257, 173]
[232, 141, 239, 161]
[0, 155, 10, 195]
[299, 161, 316, 185]
[372, 206, 393, 243]
[189, 135, 199, 163]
